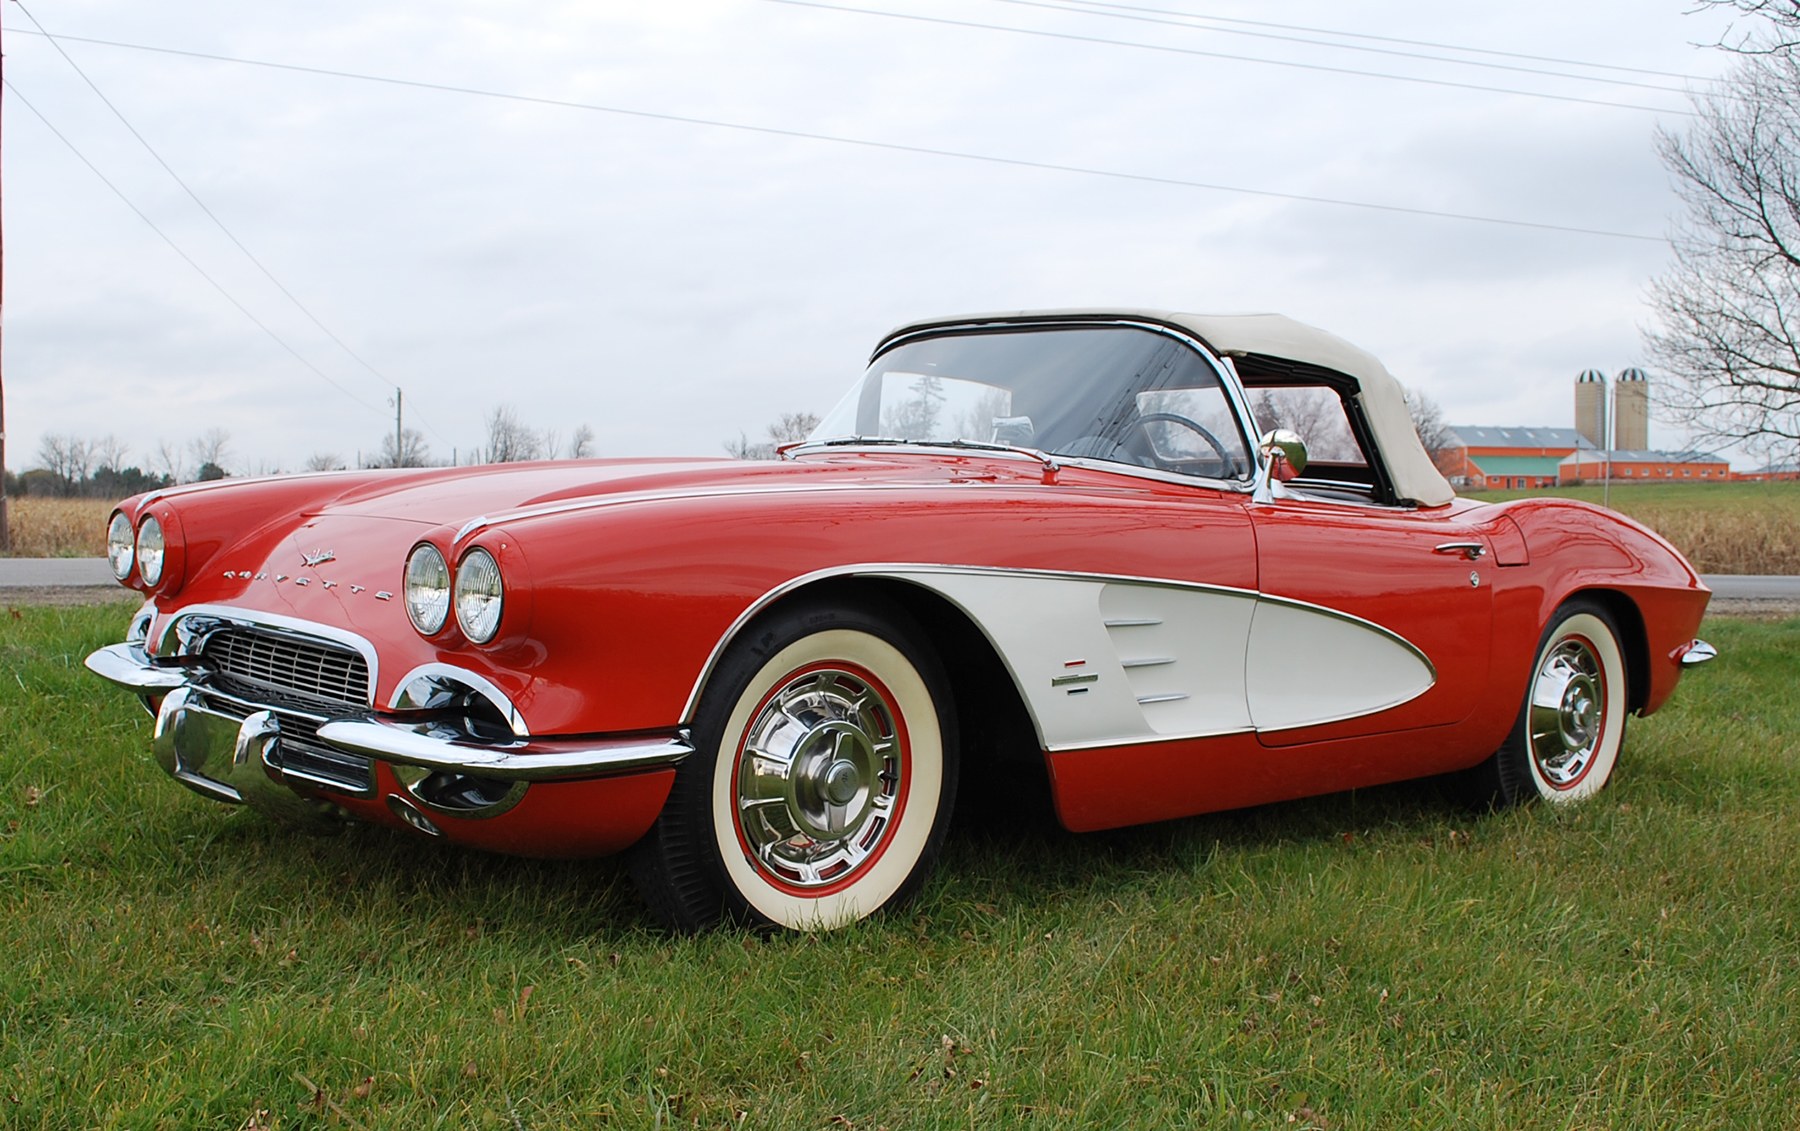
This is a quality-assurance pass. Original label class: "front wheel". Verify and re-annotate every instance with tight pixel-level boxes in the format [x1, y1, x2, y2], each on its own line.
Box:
[629, 600, 957, 931]
[1465, 600, 1629, 807]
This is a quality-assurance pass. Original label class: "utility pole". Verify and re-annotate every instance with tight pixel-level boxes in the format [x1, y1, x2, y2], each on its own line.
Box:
[393, 386, 402, 468]
[0, 4, 11, 553]
[1602, 378, 1614, 512]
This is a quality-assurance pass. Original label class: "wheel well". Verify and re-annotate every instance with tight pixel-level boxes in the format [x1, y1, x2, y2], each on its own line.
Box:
[745, 575, 1055, 825]
[1568, 588, 1650, 714]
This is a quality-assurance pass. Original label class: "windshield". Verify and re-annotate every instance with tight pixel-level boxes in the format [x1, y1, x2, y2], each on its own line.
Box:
[809, 325, 1254, 480]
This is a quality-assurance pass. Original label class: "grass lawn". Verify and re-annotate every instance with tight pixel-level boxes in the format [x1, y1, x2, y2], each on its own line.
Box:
[3, 602, 1798, 1128]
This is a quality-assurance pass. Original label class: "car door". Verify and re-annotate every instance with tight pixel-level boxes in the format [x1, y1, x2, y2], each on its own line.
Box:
[1247, 496, 1494, 746]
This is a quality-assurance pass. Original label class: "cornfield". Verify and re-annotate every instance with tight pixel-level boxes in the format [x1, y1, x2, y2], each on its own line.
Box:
[3, 498, 114, 558]
[1626, 506, 1800, 575]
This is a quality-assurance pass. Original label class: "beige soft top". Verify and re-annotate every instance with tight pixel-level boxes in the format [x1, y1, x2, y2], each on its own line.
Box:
[881, 309, 1456, 508]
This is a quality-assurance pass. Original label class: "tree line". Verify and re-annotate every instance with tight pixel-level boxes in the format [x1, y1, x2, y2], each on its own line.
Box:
[8, 405, 596, 498]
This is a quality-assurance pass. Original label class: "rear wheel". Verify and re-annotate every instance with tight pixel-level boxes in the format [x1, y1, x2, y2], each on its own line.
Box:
[1465, 599, 1629, 808]
[629, 600, 957, 931]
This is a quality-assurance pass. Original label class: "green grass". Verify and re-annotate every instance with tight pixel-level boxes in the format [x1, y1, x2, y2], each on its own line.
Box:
[4, 603, 1798, 1128]
[1464, 479, 1800, 511]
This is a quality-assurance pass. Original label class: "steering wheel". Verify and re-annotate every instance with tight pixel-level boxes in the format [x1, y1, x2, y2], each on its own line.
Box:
[1134, 412, 1237, 476]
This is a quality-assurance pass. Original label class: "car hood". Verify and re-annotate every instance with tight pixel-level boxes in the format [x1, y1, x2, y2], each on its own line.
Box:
[146, 453, 1043, 635]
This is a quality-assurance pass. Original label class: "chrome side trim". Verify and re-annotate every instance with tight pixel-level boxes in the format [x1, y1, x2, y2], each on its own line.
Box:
[314, 720, 691, 782]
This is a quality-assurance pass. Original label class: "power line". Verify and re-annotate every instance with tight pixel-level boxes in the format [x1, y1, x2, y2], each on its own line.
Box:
[7, 27, 1669, 243]
[980, 0, 1709, 96]
[13, 2, 453, 449]
[3, 78, 389, 417]
[760, 0, 1698, 116]
[1039, 0, 1717, 83]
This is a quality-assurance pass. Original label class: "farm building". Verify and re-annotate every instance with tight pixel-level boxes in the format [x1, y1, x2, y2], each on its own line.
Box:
[1438, 426, 1593, 490]
[1557, 449, 1730, 484]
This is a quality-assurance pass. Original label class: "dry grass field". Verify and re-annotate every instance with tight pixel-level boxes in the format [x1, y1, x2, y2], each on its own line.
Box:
[1466, 481, 1800, 575]
[2, 498, 113, 558]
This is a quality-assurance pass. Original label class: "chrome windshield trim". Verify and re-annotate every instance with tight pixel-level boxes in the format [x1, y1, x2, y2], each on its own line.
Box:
[314, 719, 690, 782]
[863, 316, 1266, 485]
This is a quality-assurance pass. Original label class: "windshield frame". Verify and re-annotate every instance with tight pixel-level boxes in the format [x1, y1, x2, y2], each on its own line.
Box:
[793, 318, 1264, 490]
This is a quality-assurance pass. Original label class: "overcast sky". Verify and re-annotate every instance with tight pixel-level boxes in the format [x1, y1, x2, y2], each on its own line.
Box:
[1, 0, 1745, 477]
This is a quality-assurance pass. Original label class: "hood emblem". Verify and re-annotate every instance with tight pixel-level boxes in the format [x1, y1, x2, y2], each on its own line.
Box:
[301, 549, 336, 568]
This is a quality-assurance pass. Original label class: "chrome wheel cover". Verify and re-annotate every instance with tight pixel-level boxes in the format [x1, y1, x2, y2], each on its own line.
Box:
[734, 667, 903, 890]
[1528, 636, 1607, 789]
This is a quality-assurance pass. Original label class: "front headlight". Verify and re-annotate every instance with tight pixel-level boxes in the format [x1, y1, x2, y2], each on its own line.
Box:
[404, 544, 451, 635]
[454, 548, 504, 644]
[107, 512, 135, 580]
[136, 516, 166, 587]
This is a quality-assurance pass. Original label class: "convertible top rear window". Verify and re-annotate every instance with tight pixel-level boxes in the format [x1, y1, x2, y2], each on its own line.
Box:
[811, 325, 1254, 480]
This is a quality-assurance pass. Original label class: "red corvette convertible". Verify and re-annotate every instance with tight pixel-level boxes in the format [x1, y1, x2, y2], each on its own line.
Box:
[87, 310, 1714, 931]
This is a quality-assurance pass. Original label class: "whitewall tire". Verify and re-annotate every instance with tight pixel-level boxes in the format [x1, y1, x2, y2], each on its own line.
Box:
[629, 600, 957, 931]
[1465, 599, 1630, 808]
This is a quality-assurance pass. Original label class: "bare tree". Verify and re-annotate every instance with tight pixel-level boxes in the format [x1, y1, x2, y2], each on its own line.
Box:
[484, 405, 544, 463]
[1248, 389, 1360, 461]
[1403, 387, 1454, 464]
[153, 439, 190, 485]
[1700, 0, 1800, 51]
[726, 411, 821, 460]
[36, 434, 94, 494]
[567, 423, 596, 459]
[188, 428, 232, 477]
[1646, 3, 1800, 460]
[91, 435, 130, 475]
[305, 452, 346, 472]
[376, 428, 431, 468]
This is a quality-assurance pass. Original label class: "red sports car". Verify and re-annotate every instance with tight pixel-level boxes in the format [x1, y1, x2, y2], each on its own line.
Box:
[87, 310, 1715, 931]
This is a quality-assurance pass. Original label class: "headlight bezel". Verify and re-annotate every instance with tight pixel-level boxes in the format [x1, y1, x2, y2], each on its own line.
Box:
[453, 547, 505, 645]
[136, 515, 167, 587]
[403, 543, 453, 636]
[107, 511, 136, 580]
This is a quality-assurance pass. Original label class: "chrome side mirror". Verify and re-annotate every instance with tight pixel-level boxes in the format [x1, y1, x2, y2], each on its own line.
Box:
[1252, 429, 1308, 503]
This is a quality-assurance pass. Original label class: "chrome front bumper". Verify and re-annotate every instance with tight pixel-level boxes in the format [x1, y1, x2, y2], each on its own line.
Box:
[85, 641, 692, 818]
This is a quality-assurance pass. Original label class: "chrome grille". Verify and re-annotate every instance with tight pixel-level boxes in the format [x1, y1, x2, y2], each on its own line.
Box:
[200, 626, 370, 708]
[193, 624, 374, 796]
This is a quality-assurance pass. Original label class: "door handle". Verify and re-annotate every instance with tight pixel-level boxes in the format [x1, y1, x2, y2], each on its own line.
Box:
[1433, 541, 1486, 561]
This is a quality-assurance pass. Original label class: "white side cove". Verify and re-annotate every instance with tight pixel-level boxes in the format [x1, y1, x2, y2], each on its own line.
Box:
[870, 567, 1434, 752]
[1243, 600, 1434, 731]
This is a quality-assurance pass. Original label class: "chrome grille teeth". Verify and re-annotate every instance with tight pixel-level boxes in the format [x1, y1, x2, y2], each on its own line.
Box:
[202, 628, 369, 706]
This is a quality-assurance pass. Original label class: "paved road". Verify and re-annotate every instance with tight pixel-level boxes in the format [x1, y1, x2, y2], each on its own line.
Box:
[0, 558, 116, 587]
[3, 558, 1798, 598]
[1702, 574, 1800, 600]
